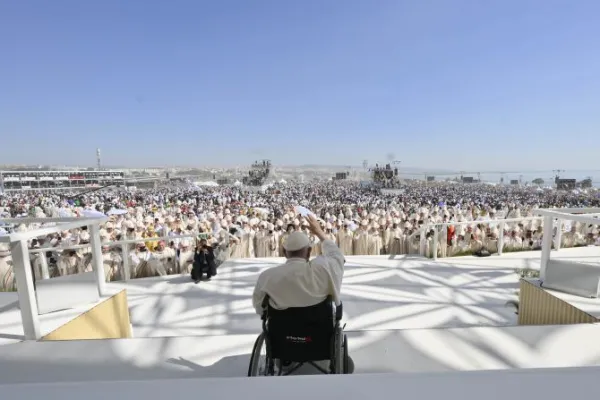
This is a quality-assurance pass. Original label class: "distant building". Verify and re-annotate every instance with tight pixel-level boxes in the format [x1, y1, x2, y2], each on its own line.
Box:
[0, 170, 125, 192]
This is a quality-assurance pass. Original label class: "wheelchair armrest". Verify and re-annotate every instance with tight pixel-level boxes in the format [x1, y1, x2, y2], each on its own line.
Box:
[335, 302, 343, 321]
[261, 294, 270, 321]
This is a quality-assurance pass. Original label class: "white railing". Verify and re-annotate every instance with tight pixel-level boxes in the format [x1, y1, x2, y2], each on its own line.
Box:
[28, 234, 198, 282]
[534, 208, 600, 281]
[411, 209, 600, 261]
[0, 216, 108, 340]
[416, 216, 544, 260]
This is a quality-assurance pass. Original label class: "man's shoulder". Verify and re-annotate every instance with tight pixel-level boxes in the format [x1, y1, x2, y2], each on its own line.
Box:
[257, 262, 289, 277]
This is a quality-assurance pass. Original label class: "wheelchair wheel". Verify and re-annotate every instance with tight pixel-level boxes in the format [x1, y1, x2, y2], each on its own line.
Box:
[343, 334, 349, 374]
[332, 328, 344, 374]
[248, 332, 268, 376]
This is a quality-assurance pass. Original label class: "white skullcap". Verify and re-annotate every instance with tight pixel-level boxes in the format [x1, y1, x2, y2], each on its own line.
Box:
[105, 222, 114, 229]
[283, 232, 310, 252]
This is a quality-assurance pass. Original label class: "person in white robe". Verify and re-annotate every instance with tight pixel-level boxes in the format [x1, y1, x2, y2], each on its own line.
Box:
[101, 245, 122, 281]
[178, 239, 195, 274]
[367, 224, 383, 255]
[381, 220, 391, 254]
[562, 225, 585, 248]
[353, 221, 369, 255]
[229, 229, 244, 259]
[254, 224, 269, 258]
[151, 240, 177, 275]
[131, 243, 153, 278]
[505, 229, 523, 251]
[56, 249, 86, 276]
[388, 223, 403, 255]
[337, 224, 354, 256]
[0, 243, 15, 292]
[265, 224, 279, 258]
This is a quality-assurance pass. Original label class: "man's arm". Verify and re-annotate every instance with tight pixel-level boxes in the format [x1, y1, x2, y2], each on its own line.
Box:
[252, 277, 266, 315]
[304, 214, 345, 302]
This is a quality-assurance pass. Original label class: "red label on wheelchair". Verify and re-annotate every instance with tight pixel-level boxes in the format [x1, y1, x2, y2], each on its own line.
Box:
[285, 336, 312, 343]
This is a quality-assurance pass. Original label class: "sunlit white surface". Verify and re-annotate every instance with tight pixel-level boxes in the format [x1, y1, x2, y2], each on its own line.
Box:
[2, 366, 600, 400]
[0, 323, 599, 384]
[2, 247, 599, 346]
[0, 248, 600, 384]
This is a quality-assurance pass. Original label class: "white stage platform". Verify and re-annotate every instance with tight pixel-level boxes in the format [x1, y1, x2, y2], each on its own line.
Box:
[1, 250, 534, 344]
[2, 247, 599, 345]
[0, 247, 599, 385]
[0, 323, 599, 384]
[3, 365, 600, 400]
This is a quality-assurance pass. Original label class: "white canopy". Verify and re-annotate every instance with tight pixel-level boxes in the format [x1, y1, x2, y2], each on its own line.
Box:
[194, 181, 219, 187]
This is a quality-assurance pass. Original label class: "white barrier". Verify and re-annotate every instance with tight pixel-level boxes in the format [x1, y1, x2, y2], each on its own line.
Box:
[27, 234, 198, 282]
[533, 208, 600, 281]
[410, 216, 544, 260]
[0, 216, 108, 340]
[413, 210, 600, 260]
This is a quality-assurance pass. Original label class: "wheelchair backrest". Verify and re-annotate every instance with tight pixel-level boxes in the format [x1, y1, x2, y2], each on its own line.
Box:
[263, 296, 335, 362]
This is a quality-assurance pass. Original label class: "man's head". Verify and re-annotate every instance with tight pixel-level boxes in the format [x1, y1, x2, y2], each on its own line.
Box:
[283, 231, 311, 260]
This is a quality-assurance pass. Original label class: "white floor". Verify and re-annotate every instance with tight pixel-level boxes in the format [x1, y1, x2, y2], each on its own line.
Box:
[0, 247, 599, 385]
[2, 246, 599, 346]
[105, 252, 525, 339]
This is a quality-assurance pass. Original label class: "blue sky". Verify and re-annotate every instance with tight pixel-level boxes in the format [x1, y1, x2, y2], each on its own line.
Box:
[1, 0, 599, 169]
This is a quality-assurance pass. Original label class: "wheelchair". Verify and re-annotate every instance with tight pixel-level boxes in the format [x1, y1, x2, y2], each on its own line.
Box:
[248, 295, 350, 376]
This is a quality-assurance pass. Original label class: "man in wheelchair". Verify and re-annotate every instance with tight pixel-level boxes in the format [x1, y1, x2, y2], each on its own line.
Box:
[249, 213, 353, 376]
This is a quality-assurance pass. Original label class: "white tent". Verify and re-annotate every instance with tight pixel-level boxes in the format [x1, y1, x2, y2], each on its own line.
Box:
[194, 181, 219, 187]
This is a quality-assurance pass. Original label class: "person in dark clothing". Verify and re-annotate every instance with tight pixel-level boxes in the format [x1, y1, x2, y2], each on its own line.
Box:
[192, 238, 216, 283]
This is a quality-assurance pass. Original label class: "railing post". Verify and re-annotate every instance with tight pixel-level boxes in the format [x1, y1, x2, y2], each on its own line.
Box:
[121, 244, 130, 281]
[432, 228, 438, 261]
[540, 215, 553, 281]
[497, 221, 505, 256]
[89, 225, 107, 296]
[11, 239, 41, 340]
[554, 219, 562, 251]
[40, 252, 50, 280]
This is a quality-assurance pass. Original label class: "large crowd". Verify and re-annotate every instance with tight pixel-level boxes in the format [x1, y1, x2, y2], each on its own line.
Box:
[1, 181, 600, 290]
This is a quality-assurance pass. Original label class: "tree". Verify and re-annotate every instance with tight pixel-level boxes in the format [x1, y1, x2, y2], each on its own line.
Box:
[532, 178, 544, 185]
